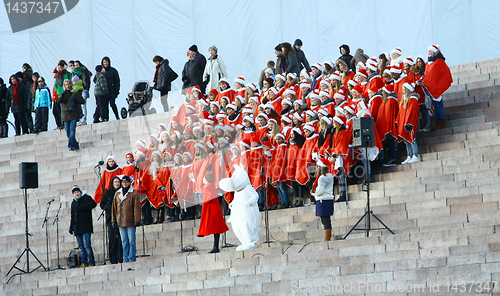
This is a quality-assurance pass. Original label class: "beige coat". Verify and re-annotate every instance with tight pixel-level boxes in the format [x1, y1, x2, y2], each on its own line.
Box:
[112, 187, 141, 227]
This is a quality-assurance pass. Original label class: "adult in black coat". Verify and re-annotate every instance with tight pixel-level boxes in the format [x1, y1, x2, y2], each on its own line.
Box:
[69, 185, 97, 266]
[6, 75, 29, 135]
[294, 39, 312, 72]
[188, 45, 207, 94]
[153, 55, 173, 112]
[281, 42, 300, 77]
[100, 176, 123, 264]
[0, 78, 8, 137]
[181, 59, 191, 95]
[338, 44, 354, 71]
[101, 57, 120, 120]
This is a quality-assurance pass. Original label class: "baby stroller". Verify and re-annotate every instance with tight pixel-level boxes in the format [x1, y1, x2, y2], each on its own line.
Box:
[120, 80, 156, 118]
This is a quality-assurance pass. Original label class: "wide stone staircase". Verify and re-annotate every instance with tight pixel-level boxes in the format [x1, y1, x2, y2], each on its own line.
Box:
[1, 58, 500, 295]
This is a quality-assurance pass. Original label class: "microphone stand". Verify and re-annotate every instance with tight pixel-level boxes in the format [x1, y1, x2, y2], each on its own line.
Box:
[261, 149, 274, 247]
[41, 201, 52, 271]
[52, 203, 64, 270]
[178, 165, 197, 253]
[95, 165, 108, 265]
[137, 176, 150, 258]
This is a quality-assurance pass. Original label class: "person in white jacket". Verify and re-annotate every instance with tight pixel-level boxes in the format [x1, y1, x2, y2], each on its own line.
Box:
[311, 158, 335, 241]
[203, 45, 227, 93]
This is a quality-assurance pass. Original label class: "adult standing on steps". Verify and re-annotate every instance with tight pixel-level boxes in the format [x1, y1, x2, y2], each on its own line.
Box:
[187, 45, 207, 94]
[310, 158, 335, 241]
[53, 60, 72, 130]
[101, 57, 120, 120]
[69, 185, 97, 267]
[100, 176, 123, 264]
[203, 45, 227, 93]
[93, 65, 109, 123]
[112, 176, 141, 263]
[0, 78, 8, 137]
[6, 75, 30, 136]
[152, 55, 174, 112]
[57, 79, 85, 151]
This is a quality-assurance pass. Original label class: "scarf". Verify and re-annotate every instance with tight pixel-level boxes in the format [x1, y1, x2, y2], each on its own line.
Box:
[153, 64, 160, 83]
[428, 52, 445, 63]
[107, 163, 118, 171]
[73, 66, 83, 77]
[121, 186, 130, 199]
[12, 82, 19, 103]
[280, 55, 287, 73]
[56, 69, 67, 87]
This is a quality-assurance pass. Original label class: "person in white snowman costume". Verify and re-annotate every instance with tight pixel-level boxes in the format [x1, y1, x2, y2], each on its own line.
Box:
[218, 164, 260, 251]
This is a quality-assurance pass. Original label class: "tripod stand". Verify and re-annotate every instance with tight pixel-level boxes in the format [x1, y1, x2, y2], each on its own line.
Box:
[343, 145, 394, 239]
[52, 203, 64, 270]
[260, 145, 274, 247]
[6, 189, 45, 282]
[42, 200, 54, 271]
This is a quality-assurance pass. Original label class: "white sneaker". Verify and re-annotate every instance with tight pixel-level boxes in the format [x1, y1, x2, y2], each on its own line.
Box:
[77, 119, 87, 126]
[409, 156, 419, 163]
[401, 156, 411, 164]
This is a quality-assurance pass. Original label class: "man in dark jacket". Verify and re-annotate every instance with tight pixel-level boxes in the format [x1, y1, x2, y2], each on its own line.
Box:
[338, 44, 354, 71]
[0, 78, 8, 137]
[153, 55, 173, 112]
[294, 39, 312, 72]
[101, 57, 120, 120]
[69, 185, 97, 267]
[93, 65, 109, 123]
[275, 44, 286, 74]
[56, 79, 85, 151]
[187, 45, 207, 94]
[6, 75, 29, 135]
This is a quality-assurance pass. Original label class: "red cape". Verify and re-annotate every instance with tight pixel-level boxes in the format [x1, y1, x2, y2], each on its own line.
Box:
[423, 58, 453, 99]
[94, 167, 122, 203]
[197, 183, 229, 237]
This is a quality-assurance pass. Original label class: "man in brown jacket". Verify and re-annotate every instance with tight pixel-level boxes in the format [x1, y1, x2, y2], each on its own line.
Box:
[56, 79, 85, 151]
[111, 176, 141, 262]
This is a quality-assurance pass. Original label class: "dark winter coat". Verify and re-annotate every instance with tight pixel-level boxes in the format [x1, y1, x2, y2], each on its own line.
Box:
[285, 51, 300, 77]
[338, 44, 353, 71]
[350, 48, 370, 73]
[181, 60, 191, 94]
[155, 59, 172, 91]
[296, 49, 312, 72]
[101, 186, 119, 227]
[70, 193, 97, 236]
[93, 72, 109, 97]
[77, 66, 92, 91]
[0, 83, 8, 118]
[57, 89, 85, 122]
[6, 77, 29, 114]
[101, 57, 120, 99]
[188, 52, 207, 90]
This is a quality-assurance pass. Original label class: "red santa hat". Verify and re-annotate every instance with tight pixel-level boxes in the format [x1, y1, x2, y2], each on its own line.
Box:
[246, 82, 257, 91]
[320, 79, 330, 87]
[390, 66, 402, 74]
[126, 152, 134, 159]
[311, 63, 323, 71]
[171, 115, 180, 123]
[300, 82, 311, 89]
[281, 98, 292, 106]
[219, 77, 230, 85]
[330, 73, 340, 81]
[281, 115, 292, 123]
[368, 85, 379, 94]
[151, 150, 162, 160]
[320, 90, 330, 98]
[268, 87, 279, 95]
[218, 137, 229, 144]
[357, 62, 366, 69]
[291, 127, 303, 135]
[216, 112, 226, 119]
[391, 47, 403, 56]
[191, 85, 201, 93]
[309, 93, 321, 101]
[428, 44, 440, 53]
[344, 105, 355, 115]
[403, 82, 415, 92]
[294, 99, 304, 106]
[226, 103, 237, 110]
[356, 69, 368, 78]
[206, 139, 215, 149]
[303, 124, 315, 133]
[242, 107, 254, 114]
[347, 80, 358, 87]
[235, 124, 244, 130]
[107, 155, 117, 163]
[287, 73, 297, 80]
[257, 113, 269, 121]
[234, 76, 246, 85]
[162, 151, 171, 159]
[324, 61, 334, 69]
[249, 96, 259, 104]
[283, 88, 296, 96]
[193, 125, 202, 133]
[352, 85, 363, 95]
[382, 84, 394, 93]
[150, 134, 159, 142]
[214, 124, 224, 131]
[320, 116, 332, 126]
[243, 115, 254, 124]
[135, 139, 146, 148]
[224, 125, 235, 132]
[186, 88, 193, 95]
[293, 112, 303, 121]
[250, 135, 261, 144]
[209, 89, 219, 97]
[333, 92, 345, 100]
[198, 98, 209, 107]
[264, 103, 274, 110]
[318, 109, 329, 117]
[300, 69, 310, 80]
[333, 116, 345, 125]
[305, 110, 316, 117]
[194, 142, 205, 150]
[275, 74, 286, 82]
[210, 101, 220, 108]
[172, 130, 181, 139]
[403, 56, 415, 66]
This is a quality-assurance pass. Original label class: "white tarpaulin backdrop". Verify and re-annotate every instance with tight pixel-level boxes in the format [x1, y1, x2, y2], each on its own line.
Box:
[0, 0, 499, 132]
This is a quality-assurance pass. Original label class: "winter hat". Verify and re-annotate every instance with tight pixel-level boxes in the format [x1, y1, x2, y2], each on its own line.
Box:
[264, 103, 274, 110]
[357, 69, 368, 78]
[294, 39, 303, 47]
[209, 89, 219, 97]
[311, 63, 323, 72]
[403, 56, 415, 66]
[305, 110, 316, 117]
[246, 82, 257, 91]
[216, 113, 226, 119]
[189, 45, 198, 52]
[38, 77, 44, 82]
[264, 77, 274, 86]
[243, 116, 254, 124]
[309, 93, 320, 101]
[390, 67, 402, 74]
[268, 87, 279, 95]
[293, 112, 303, 121]
[382, 84, 394, 93]
[428, 45, 440, 53]
[208, 45, 218, 53]
[324, 61, 334, 70]
[275, 133, 286, 140]
[403, 82, 415, 92]
[95, 65, 103, 72]
[71, 185, 81, 194]
[219, 77, 230, 85]
[281, 115, 292, 123]
[391, 47, 402, 56]
[136, 139, 146, 148]
[107, 155, 117, 163]
[191, 85, 201, 93]
[240, 139, 251, 149]
[257, 113, 269, 121]
[281, 98, 292, 106]
[333, 116, 344, 125]
[234, 76, 246, 85]
[344, 106, 355, 115]
[317, 158, 331, 168]
[151, 150, 162, 160]
[347, 80, 358, 87]
[300, 69, 310, 80]
[249, 96, 259, 104]
[274, 44, 283, 52]
[320, 80, 330, 87]
[330, 73, 340, 81]
[71, 76, 80, 83]
[320, 116, 332, 126]
[318, 109, 329, 117]
[264, 68, 274, 75]
[287, 73, 297, 80]
[352, 85, 363, 95]
[226, 103, 237, 110]
[121, 176, 132, 183]
[275, 74, 286, 82]
[333, 93, 345, 100]
[283, 88, 296, 96]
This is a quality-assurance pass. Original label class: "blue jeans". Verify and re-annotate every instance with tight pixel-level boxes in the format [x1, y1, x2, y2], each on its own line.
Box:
[405, 140, 419, 158]
[82, 90, 89, 121]
[64, 120, 79, 149]
[76, 233, 94, 265]
[258, 190, 265, 205]
[432, 99, 445, 120]
[119, 227, 137, 262]
[277, 182, 290, 205]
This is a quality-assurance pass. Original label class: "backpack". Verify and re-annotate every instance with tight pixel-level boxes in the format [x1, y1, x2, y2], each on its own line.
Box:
[168, 66, 178, 83]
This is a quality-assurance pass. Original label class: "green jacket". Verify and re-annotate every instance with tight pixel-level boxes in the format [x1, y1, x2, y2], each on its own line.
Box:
[54, 71, 72, 96]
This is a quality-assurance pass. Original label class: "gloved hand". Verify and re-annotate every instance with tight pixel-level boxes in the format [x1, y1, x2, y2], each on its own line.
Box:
[311, 152, 318, 161]
[157, 186, 167, 191]
[68, 229, 74, 235]
[404, 124, 413, 132]
[134, 222, 141, 227]
[111, 222, 117, 229]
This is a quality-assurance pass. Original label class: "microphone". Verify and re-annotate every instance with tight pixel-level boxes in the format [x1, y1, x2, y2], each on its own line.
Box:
[47, 198, 55, 204]
[94, 160, 105, 168]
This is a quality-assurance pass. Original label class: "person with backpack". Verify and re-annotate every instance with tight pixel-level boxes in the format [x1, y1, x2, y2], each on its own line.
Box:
[93, 65, 109, 123]
[153, 55, 177, 112]
[73, 60, 92, 125]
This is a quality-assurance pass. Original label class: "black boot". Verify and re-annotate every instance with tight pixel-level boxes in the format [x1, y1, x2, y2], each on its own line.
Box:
[209, 234, 220, 253]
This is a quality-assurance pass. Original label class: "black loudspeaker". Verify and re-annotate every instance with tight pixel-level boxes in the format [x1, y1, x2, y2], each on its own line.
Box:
[353, 117, 375, 148]
[19, 162, 38, 189]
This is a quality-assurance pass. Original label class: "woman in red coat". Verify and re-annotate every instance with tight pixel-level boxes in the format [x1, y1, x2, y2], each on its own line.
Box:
[122, 152, 136, 179]
[94, 156, 122, 203]
[377, 85, 399, 166]
[197, 167, 229, 253]
[397, 83, 420, 164]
